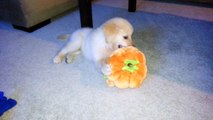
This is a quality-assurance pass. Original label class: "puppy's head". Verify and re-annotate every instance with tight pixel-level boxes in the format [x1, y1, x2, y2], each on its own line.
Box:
[102, 17, 134, 50]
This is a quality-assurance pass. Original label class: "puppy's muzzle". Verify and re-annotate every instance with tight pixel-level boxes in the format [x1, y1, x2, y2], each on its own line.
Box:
[118, 43, 135, 48]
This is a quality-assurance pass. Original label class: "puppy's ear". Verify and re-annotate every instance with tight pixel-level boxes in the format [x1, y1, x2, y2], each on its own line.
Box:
[102, 23, 118, 43]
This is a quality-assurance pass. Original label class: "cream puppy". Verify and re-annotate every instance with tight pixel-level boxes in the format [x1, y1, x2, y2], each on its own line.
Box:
[53, 17, 134, 75]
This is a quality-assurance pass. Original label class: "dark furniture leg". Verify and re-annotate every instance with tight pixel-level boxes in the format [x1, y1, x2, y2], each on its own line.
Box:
[12, 19, 51, 32]
[78, 0, 136, 28]
[128, 0, 137, 12]
[78, 0, 93, 28]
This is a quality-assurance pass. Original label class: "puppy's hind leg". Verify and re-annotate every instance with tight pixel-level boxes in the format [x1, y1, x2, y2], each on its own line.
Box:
[53, 48, 69, 64]
[65, 50, 81, 64]
[53, 32, 83, 64]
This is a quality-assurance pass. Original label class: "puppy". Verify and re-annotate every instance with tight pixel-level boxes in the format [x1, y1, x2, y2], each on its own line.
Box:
[53, 17, 134, 75]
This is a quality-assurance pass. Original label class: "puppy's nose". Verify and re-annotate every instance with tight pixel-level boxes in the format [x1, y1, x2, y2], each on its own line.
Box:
[118, 44, 123, 48]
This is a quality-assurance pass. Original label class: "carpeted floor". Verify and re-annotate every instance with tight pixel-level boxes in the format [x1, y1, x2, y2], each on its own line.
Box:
[0, 4, 213, 120]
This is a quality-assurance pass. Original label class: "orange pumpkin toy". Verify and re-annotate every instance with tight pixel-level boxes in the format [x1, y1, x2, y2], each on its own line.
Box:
[106, 46, 147, 88]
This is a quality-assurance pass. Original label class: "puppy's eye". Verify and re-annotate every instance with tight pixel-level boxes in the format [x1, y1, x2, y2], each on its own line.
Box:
[123, 36, 128, 40]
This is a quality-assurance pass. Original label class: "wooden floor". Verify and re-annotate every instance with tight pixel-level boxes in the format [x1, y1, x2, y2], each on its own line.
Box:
[94, 0, 213, 22]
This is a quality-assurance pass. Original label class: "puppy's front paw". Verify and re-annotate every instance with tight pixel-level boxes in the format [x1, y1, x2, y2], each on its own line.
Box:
[101, 64, 112, 75]
[106, 80, 115, 87]
[53, 56, 62, 64]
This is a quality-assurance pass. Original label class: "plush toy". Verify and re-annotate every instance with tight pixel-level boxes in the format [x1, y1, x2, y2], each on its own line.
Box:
[105, 46, 147, 89]
[0, 91, 17, 116]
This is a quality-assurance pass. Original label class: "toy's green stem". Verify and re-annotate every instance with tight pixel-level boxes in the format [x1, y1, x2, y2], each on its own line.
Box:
[122, 59, 139, 73]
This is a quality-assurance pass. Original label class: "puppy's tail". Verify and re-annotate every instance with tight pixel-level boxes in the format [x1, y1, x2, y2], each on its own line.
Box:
[57, 34, 71, 41]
